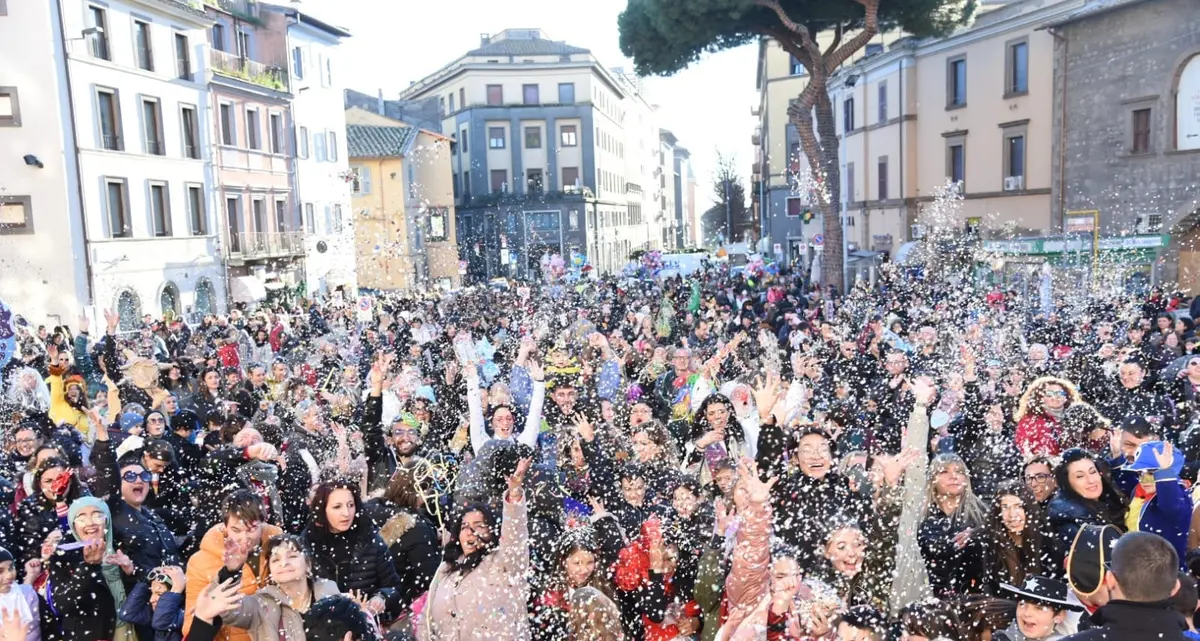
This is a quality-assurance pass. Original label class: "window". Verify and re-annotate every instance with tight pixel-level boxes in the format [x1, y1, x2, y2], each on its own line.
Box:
[269, 113, 283, 153]
[219, 102, 234, 145]
[327, 132, 338, 161]
[568, 209, 579, 230]
[428, 207, 447, 241]
[877, 156, 889, 200]
[843, 97, 855, 132]
[486, 84, 503, 105]
[226, 197, 242, 251]
[298, 126, 309, 158]
[562, 166, 579, 189]
[105, 178, 130, 238]
[789, 55, 804, 75]
[331, 204, 343, 233]
[523, 84, 539, 105]
[275, 199, 287, 232]
[323, 56, 332, 87]
[314, 131, 327, 161]
[786, 197, 803, 217]
[462, 171, 470, 196]
[558, 83, 575, 103]
[236, 29, 250, 58]
[97, 88, 121, 150]
[488, 126, 506, 149]
[490, 169, 507, 193]
[1132, 108, 1151, 154]
[180, 106, 198, 158]
[448, 93, 456, 113]
[174, 33, 190, 79]
[948, 56, 967, 107]
[89, 6, 109, 60]
[560, 124, 577, 147]
[459, 88, 465, 108]
[460, 128, 468, 153]
[526, 169, 543, 195]
[948, 143, 965, 185]
[149, 182, 170, 236]
[438, 96, 445, 116]
[1006, 135, 1026, 178]
[211, 24, 225, 52]
[524, 126, 541, 149]
[352, 166, 371, 195]
[0, 194, 32, 234]
[1007, 40, 1029, 95]
[251, 198, 266, 234]
[292, 46, 304, 79]
[245, 108, 260, 150]
[134, 20, 153, 71]
[846, 162, 855, 202]
[878, 81, 888, 123]
[0, 87, 21, 127]
[187, 184, 205, 235]
[304, 203, 314, 234]
[141, 98, 163, 155]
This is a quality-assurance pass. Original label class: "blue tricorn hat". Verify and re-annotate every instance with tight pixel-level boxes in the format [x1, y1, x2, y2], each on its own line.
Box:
[1119, 440, 1184, 476]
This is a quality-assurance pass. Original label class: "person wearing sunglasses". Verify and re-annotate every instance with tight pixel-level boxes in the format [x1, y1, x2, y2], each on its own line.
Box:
[1015, 377, 1080, 457]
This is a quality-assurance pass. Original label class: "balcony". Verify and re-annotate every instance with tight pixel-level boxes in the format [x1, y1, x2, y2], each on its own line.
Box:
[210, 49, 288, 92]
[203, 0, 260, 19]
[227, 231, 304, 260]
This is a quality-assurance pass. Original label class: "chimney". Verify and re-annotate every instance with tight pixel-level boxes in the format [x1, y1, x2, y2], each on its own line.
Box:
[480, 33, 491, 46]
[376, 88, 384, 116]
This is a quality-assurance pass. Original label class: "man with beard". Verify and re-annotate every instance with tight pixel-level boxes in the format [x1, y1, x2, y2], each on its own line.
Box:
[363, 358, 430, 493]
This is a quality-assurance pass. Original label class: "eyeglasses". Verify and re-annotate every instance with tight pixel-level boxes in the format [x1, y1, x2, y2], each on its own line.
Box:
[14, 437, 38, 446]
[73, 512, 107, 526]
[392, 428, 418, 438]
[122, 471, 154, 483]
[1025, 473, 1053, 484]
[1042, 390, 1067, 398]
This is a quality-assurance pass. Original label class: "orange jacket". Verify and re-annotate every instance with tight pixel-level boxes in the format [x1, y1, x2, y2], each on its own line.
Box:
[182, 521, 283, 641]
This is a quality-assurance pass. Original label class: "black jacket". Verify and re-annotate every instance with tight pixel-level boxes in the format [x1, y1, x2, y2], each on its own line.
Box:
[109, 498, 182, 586]
[301, 525, 401, 614]
[90, 437, 192, 538]
[17, 494, 61, 565]
[1063, 600, 1187, 641]
[365, 499, 441, 607]
[48, 540, 118, 641]
[917, 511, 987, 598]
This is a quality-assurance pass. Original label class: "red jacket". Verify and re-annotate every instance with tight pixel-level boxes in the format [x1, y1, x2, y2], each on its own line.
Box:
[1015, 413, 1060, 456]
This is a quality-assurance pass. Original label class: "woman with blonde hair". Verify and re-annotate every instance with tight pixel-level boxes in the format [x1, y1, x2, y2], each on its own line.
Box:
[918, 453, 989, 599]
[569, 586, 625, 641]
[1014, 377, 1083, 457]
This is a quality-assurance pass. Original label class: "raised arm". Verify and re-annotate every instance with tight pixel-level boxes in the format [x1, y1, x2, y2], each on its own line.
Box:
[517, 361, 546, 449]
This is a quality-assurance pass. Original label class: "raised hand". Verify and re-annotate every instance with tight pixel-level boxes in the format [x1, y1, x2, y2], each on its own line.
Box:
[103, 308, 119, 334]
[912, 377, 937, 406]
[104, 550, 135, 575]
[573, 413, 595, 443]
[753, 373, 782, 419]
[738, 457, 777, 504]
[82, 540, 105, 565]
[1154, 441, 1176, 470]
[162, 565, 186, 592]
[0, 607, 30, 641]
[506, 457, 531, 502]
[222, 532, 251, 572]
[194, 578, 243, 623]
[527, 360, 545, 382]
[368, 357, 386, 394]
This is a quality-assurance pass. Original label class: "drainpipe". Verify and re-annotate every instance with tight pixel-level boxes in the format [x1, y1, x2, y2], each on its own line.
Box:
[54, 0, 95, 307]
[1049, 27, 1068, 234]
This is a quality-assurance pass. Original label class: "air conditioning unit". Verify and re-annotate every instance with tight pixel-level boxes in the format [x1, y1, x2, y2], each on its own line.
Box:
[1135, 214, 1163, 234]
[911, 223, 926, 240]
[1003, 176, 1024, 191]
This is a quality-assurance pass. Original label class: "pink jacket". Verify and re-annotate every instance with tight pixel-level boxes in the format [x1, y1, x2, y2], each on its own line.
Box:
[716, 497, 773, 641]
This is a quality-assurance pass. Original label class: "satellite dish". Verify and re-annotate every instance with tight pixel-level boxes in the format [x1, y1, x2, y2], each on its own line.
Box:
[316, 241, 328, 253]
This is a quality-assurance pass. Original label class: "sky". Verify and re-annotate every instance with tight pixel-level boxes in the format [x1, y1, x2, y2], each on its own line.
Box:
[297, 0, 759, 209]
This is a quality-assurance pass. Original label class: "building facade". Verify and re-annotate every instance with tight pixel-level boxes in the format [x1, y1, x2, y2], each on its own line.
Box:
[345, 109, 460, 291]
[0, 0, 89, 326]
[205, 0, 301, 305]
[67, 0, 222, 327]
[265, 3, 355, 297]
[397, 28, 681, 280]
[1049, 0, 1200, 293]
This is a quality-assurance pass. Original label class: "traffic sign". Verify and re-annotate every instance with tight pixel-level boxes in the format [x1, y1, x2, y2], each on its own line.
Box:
[812, 234, 824, 247]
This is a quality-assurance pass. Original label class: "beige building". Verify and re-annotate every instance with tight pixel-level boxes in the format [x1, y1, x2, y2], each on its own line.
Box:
[755, 0, 1083, 276]
[345, 108, 459, 291]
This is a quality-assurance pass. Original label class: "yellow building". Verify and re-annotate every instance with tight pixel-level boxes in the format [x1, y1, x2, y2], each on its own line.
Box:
[345, 107, 460, 291]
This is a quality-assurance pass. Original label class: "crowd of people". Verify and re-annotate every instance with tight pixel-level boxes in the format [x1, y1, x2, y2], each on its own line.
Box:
[0, 263, 1199, 641]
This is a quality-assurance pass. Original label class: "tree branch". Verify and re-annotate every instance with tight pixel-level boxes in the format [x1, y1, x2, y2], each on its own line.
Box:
[823, 0, 880, 70]
[754, 0, 824, 69]
[824, 22, 844, 59]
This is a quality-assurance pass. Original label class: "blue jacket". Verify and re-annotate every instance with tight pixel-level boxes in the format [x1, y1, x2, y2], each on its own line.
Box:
[1112, 460, 1192, 570]
[117, 582, 184, 641]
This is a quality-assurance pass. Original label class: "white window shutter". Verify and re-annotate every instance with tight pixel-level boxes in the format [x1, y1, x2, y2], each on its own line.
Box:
[361, 167, 372, 194]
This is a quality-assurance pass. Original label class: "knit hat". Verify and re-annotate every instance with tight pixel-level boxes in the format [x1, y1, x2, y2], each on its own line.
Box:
[0, 547, 13, 564]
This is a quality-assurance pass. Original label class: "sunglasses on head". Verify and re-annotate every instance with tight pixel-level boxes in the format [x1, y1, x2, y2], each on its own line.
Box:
[122, 470, 154, 483]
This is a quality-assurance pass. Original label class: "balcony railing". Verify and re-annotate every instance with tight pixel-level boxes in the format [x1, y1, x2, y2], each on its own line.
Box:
[209, 49, 288, 92]
[227, 231, 304, 259]
[203, 0, 259, 19]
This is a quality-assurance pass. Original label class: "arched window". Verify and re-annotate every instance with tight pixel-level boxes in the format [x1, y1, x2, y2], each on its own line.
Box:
[159, 282, 180, 319]
[195, 278, 214, 315]
[116, 290, 141, 332]
[1177, 54, 1200, 151]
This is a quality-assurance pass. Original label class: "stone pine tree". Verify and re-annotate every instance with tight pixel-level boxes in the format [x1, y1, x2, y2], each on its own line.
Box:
[618, 0, 975, 291]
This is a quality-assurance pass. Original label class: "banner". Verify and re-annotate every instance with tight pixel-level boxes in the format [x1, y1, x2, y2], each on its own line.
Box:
[0, 297, 15, 369]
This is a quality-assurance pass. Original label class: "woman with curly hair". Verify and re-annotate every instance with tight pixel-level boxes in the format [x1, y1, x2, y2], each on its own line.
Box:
[1014, 377, 1083, 457]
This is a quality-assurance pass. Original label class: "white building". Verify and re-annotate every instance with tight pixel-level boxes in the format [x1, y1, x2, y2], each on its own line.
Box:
[613, 68, 665, 260]
[0, 0, 89, 326]
[263, 3, 354, 297]
[65, 0, 222, 327]
[659, 129, 680, 249]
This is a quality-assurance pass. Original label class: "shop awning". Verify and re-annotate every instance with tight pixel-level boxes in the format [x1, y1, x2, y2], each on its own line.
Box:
[847, 250, 884, 263]
[230, 275, 267, 303]
[894, 242, 920, 264]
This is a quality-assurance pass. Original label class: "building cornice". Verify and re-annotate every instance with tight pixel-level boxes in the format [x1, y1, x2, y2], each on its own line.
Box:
[400, 58, 627, 102]
[914, 0, 1086, 58]
[129, 0, 213, 25]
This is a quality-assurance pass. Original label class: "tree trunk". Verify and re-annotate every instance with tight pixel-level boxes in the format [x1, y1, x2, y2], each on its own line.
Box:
[815, 90, 844, 293]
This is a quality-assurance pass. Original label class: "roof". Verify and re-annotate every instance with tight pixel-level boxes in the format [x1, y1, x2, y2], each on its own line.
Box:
[346, 125, 417, 158]
[466, 38, 589, 57]
[1042, 0, 1155, 27]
